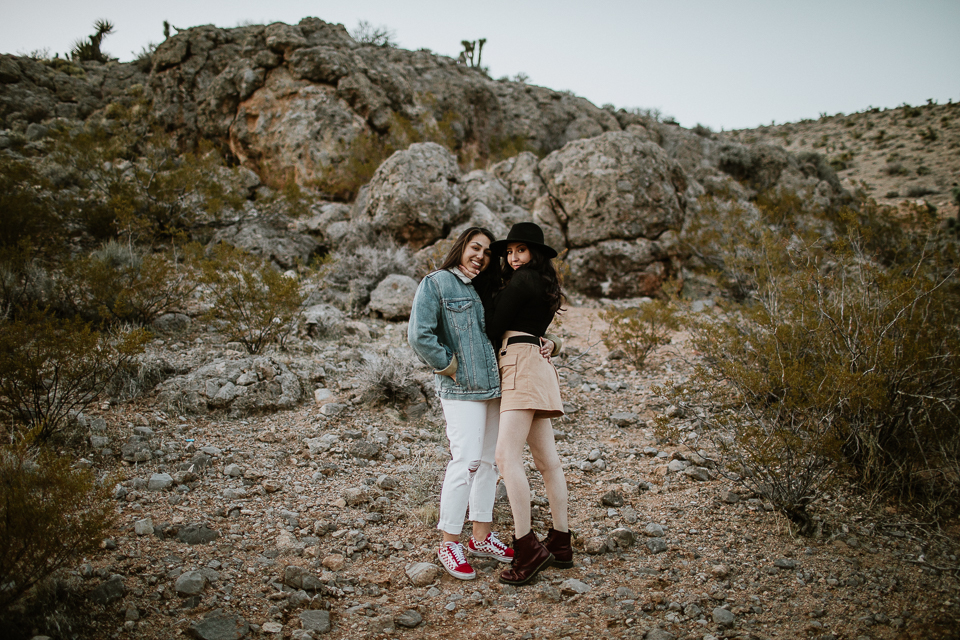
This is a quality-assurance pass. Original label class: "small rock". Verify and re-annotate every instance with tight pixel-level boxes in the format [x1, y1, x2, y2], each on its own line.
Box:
[683, 466, 710, 481]
[224, 464, 242, 477]
[712, 606, 735, 627]
[644, 522, 665, 537]
[559, 578, 591, 595]
[175, 570, 207, 596]
[189, 609, 250, 640]
[609, 527, 636, 548]
[667, 459, 687, 473]
[645, 628, 676, 640]
[178, 523, 220, 545]
[261, 621, 283, 634]
[719, 489, 740, 504]
[405, 562, 439, 587]
[134, 517, 154, 536]
[89, 574, 126, 605]
[394, 609, 422, 628]
[299, 609, 331, 634]
[774, 558, 797, 570]
[320, 403, 347, 416]
[322, 554, 345, 571]
[587, 448, 602, 462]
[584, 536, 609, 555]
[711, 564, 731, 579]
[646, 538, 668, 554]
[610, 412, 638, 426]
[376, 475, 399, 490]
[601, 490, 625, 507]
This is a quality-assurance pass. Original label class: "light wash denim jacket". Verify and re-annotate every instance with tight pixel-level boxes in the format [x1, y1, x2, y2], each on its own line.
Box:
[407, 268, 501, 401]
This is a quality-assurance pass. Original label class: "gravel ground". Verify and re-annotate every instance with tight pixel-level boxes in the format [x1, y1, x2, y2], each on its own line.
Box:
[40, 304, 960, 640]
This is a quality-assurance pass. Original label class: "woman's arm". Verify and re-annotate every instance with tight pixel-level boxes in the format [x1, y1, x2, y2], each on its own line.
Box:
[407, 277, 455, 373]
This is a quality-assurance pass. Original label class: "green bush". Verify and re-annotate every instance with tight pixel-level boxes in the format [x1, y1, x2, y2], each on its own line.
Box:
[669, 223, 960, 533]
[0, 444, 116, 611]
[198, 244, 305, 354]
[601, 297, 680, 370]
[63, 240, 199, 326]
[0, 309, 149, 443]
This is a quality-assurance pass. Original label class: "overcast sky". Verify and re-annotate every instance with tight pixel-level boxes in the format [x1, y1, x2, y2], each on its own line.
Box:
[2, 0, 957, 131]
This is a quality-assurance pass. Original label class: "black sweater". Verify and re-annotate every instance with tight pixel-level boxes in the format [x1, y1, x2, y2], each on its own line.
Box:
[486, 268, 557, 344]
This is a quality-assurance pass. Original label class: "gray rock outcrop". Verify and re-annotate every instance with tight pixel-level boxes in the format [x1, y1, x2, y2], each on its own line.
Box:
[155, 356, 303, 416]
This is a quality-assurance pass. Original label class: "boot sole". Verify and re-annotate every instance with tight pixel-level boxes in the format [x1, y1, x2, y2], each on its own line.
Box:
[550, 558, 574, 569]
[498, 553, 554, 586]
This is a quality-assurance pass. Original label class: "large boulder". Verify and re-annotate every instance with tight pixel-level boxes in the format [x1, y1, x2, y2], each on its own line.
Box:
[155, 356, 304, 416]
[566, 233, 680, 298]
[537, 131, 688, 248]
[210, 214, 319, 269]
[355, 142, 463, 249]
[367, 274, 418, 320]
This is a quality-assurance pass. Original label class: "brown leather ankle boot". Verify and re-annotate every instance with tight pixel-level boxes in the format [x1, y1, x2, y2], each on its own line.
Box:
[542, 528, 573, 568]
[499, 531, 553, 586]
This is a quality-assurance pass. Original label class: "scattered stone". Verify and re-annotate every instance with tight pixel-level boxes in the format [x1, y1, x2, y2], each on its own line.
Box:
[667, 459, 687, 473]
[178, 524, 220, 545]
[394, 610, 422, 629]
[712, 607, 736, 627]
[322, 555, 345, 571]
[585, 536, 610, 555]
[224, 464, 242, 477]
[609, 527, 636, 548]
[645, 628, 676, 640]
[320, 403, 347, 417]
[644, 522, 665, 537]
[261, 621, 283, 634]
[188, 609, 250, 640]
[405, 562, 440, 587]
[720, 489, 740, 504]
[175, 570, 207, 596]
[134, 517, 154, 536]
[683, 466, 710, 481]
[601, 490, 625, 507]
[560, 578, 591, 595]
[299, 610, 331, 634]
[610, 411, 638, 426]
[646, 538, 668, 554]
[774, 558, 797, 570]
[89, 574, 126, 605]
[711, 564, 731, 579]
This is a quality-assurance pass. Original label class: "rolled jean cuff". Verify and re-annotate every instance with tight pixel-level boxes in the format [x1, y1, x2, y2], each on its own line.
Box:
[437, 520, 465, 535]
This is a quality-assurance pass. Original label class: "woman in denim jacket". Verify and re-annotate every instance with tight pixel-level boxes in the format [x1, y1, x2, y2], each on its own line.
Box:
[407, 227, 515, 580]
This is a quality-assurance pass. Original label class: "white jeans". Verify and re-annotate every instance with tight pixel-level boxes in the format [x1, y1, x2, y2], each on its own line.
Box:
[437, 397, 501, 535]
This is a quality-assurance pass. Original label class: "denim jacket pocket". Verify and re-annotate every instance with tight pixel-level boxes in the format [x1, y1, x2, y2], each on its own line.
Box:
[499, 354, 518, 391]
[443, 298, 475, 333]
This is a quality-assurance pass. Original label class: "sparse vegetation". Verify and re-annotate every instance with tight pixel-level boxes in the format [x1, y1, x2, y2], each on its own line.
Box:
[0, 309, 149, 444]
[601, 297, 680, 370]
[198, 244, 306, 354]
[0, 442, 116, 611]
[350, 20, 396, 48]
[71, 19, 114, 63]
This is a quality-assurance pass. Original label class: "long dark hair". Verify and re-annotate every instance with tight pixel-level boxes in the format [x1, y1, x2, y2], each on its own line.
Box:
[438, 227, 495, 271]
[501, 244, 565, 314]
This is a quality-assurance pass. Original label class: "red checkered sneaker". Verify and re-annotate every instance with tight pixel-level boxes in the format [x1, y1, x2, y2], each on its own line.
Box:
[438, 541, 476, 580]
[467, 531, 514, 563]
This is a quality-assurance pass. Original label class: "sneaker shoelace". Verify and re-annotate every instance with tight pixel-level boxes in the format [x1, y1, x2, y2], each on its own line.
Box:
[443, 542, 468, 565]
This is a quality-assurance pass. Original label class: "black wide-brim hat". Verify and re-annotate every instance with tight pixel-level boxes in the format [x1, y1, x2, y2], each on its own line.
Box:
[490, 222, 558, 259]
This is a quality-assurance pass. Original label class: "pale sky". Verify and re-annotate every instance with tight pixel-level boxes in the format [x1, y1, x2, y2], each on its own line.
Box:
[2, 0, 957, 131]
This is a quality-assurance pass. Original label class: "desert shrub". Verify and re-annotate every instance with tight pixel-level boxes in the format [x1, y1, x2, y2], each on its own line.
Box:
[0, 309, 149, 443]
[356, 355, 423, 406]
[0, 443, 116, 611]
[601, 297, 679, 370]
[63, 240, 199, 326]
[323, 230, 414, 311]
[905, 185, 936, 198]
[351, 20, 396, 47]
[0, 248, 62, 320]
[883, 161, 910, 176]
[0, 157, 61, 253]
[198, 244, 305, 354]
[668, 226, 960, 532]
[49, 115, 245, 243]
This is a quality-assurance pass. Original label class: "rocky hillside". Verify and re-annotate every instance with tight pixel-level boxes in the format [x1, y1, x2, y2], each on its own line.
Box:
[2, 17, 856, 301]
[723, 101, 960, 215]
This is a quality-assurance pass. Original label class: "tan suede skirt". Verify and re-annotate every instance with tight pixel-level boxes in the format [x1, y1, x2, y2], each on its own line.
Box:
[498, 331, 564, 419]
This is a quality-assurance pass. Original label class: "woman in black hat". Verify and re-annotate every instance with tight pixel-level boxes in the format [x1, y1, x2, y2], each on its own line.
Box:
[487, 222, 573, 585]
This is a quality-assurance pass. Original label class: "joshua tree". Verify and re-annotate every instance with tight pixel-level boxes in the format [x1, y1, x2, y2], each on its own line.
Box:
[459, 39, 486, 68]
[71, 19, 114, 63]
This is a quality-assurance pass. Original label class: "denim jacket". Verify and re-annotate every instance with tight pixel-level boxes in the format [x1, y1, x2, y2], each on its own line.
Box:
[407, 268, 501, 401]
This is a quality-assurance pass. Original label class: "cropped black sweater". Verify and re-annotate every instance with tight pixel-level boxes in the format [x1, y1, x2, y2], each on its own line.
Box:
[486, 268, 557, 344]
